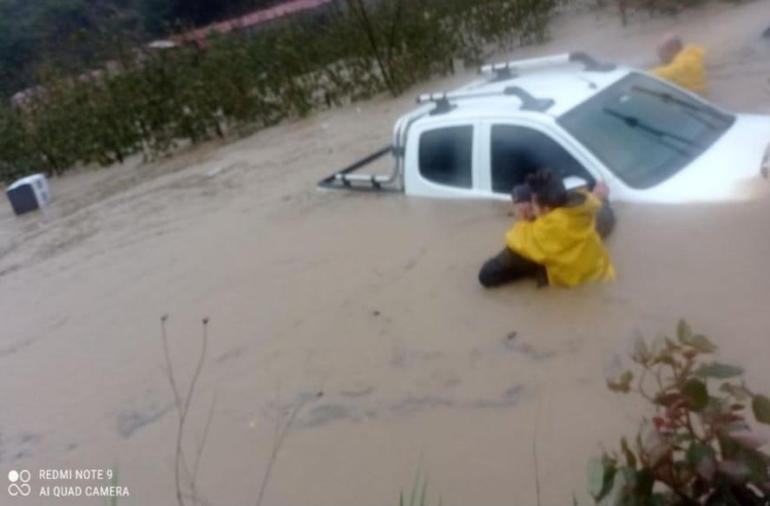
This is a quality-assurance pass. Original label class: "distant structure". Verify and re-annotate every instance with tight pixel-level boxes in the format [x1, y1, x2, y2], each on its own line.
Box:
[10, 0, 336, 107]
[150, 0, 335, 49]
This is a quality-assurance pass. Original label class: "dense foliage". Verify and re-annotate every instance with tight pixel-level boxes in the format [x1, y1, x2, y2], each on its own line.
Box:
[592, 321, 770, 505]
[0, 0, 557, 182]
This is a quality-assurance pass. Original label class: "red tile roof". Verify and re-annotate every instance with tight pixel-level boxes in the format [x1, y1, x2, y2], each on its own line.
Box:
[174, 0, 334, 45]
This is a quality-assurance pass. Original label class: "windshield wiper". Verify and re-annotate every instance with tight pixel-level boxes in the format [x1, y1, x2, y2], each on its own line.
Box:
[602, 107, 703, 156]
[631, 85, 733, 128]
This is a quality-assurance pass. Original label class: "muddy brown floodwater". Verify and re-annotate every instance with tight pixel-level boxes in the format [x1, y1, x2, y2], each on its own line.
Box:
[3, 1, 770, 505]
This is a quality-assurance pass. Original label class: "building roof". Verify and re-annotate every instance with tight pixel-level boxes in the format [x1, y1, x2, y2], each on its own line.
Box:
[173, 0, 334, 46]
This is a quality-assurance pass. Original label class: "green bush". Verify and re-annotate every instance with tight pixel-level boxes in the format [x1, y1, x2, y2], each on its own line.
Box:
[0, 0, 558, 183]
[591, 321, 770, 505]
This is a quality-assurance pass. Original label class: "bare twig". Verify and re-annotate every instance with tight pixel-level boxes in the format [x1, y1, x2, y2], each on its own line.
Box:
[533, 425, 542, 506]
[161, 315, 183, 415]
[161, 315, 187, 506]
[192, 391, 218, 494]
[256, 398, 308, 506]
[532, 386, 542, 506]
[161, 315, 318, 506]
[161, 316, 211, 506]
[637, 365, 656, 402]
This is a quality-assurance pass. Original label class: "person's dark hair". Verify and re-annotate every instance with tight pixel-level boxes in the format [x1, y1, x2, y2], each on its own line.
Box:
[527, 169, 567, 208]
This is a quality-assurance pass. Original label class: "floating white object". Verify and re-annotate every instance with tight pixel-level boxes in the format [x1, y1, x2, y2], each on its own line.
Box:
[6, 173, 51, 215]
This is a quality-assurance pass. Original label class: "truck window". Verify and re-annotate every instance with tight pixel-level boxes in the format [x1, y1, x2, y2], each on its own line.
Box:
[418, 126, 473, 189]
[490, 125, 594, 194]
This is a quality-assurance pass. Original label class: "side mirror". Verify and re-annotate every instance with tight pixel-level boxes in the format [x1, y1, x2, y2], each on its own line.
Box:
[563, 175, 589, 191]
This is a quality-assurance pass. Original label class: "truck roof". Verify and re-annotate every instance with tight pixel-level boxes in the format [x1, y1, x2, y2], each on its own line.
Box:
[392, 53, 630, 153]
[405, 53, 634, 126]
[454, 65, 630, 117]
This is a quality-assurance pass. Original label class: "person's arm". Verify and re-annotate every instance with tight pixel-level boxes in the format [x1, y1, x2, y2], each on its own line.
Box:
[592, 181, 610, 201]
[505, 220, 548, 264]
[652, 63, 678, 81]
[573, 189, 602, 217]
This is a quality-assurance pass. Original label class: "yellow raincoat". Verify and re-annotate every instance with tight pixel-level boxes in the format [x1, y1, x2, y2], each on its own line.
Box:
[505, 191, 615, 287]
[652, 45, 707, 94]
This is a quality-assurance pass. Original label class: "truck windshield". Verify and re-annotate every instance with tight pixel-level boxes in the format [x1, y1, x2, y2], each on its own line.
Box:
[557, 73, 734, 189]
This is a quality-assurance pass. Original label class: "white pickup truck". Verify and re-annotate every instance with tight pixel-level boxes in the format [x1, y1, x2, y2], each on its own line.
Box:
[319, 52, 770, 204]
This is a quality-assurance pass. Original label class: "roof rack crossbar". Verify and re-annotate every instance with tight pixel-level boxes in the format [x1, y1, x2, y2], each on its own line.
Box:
[415, 87, 555, 114]
[502, 86, 554, 112]
[568, 51, 617, 72]
[480, 51, 616, 80]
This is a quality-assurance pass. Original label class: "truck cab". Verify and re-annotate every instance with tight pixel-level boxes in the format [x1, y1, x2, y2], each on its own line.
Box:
[401, 104, 600, 201]
[321, 52, 770, 204]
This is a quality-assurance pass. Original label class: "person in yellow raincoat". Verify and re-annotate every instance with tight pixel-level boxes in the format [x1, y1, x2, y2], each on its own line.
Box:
[478, 170, 615, 288]
[652, 34, 706, 95]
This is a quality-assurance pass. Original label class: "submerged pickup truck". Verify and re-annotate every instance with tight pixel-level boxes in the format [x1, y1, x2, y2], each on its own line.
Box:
[319, 52, 770, 204]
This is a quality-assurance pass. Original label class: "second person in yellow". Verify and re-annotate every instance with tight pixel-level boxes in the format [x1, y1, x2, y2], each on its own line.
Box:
[652, 34, 707, 95]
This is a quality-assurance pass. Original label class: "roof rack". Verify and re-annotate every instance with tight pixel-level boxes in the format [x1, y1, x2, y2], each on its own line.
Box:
[416, 86, 554, 114]
[480, 51, 616, 81]
[416, 93, 456, 115]
[502, 86, 554, 112]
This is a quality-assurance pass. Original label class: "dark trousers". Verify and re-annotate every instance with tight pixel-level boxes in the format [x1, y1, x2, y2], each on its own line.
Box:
[478, 200, 615, 288]
[478, 247, 546, 288]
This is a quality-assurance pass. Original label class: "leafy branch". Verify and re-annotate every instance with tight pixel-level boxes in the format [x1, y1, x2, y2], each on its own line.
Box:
[594, 320, 770, 506]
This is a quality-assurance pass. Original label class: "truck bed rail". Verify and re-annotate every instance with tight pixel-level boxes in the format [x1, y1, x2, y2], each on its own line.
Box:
[317, 145, 402, 192]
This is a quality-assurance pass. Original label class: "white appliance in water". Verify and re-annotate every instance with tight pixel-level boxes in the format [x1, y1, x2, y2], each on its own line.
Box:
[6, 173, 51, 215]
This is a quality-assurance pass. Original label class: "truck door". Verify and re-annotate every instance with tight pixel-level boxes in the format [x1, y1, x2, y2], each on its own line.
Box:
[481, 122, 601, 199]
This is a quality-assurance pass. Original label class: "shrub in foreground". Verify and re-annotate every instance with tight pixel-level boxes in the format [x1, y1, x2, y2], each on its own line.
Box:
[591, 321, 770, 505]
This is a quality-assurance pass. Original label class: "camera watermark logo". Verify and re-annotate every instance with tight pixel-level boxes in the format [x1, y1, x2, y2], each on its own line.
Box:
[8, 470, 31, 497]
